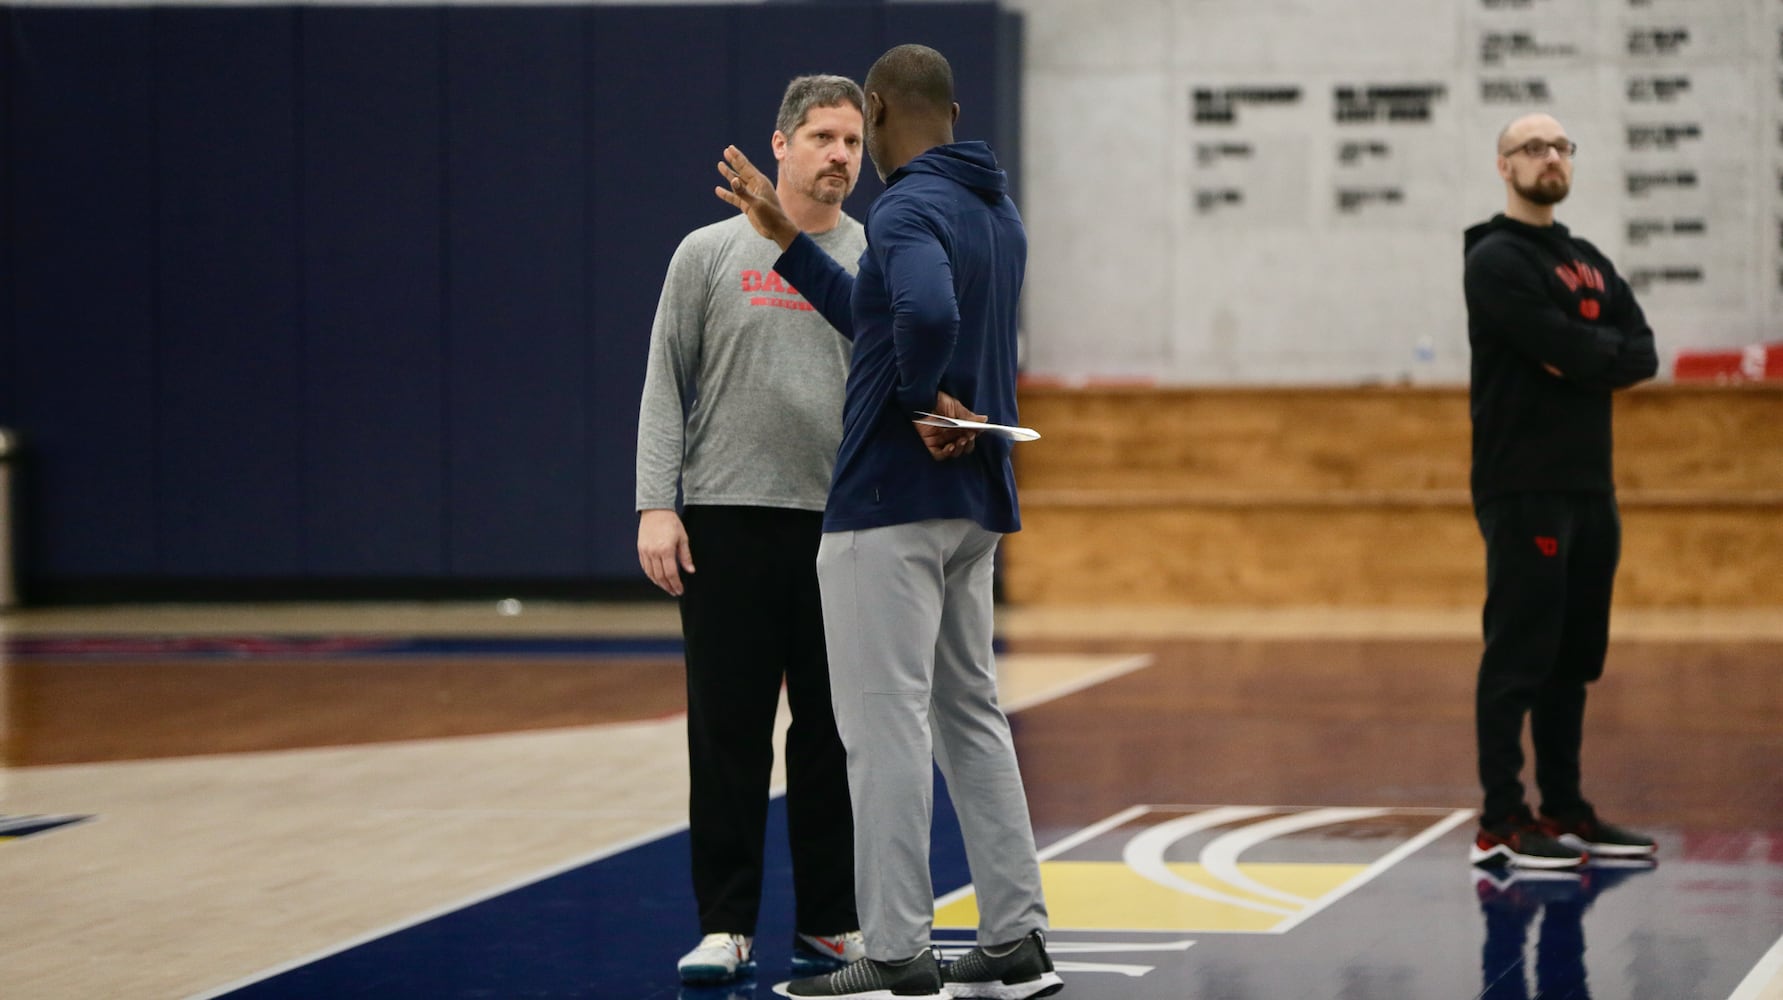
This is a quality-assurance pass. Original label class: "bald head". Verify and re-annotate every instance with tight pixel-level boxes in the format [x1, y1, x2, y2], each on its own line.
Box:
[860, 43, 960, 182]
[865, 44, 955, 119]
[1494, 111, 1573, 222]
[1497, 112, 1566, 156]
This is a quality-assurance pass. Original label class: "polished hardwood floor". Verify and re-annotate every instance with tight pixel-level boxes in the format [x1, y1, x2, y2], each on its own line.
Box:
[1, 602, 1779, 999]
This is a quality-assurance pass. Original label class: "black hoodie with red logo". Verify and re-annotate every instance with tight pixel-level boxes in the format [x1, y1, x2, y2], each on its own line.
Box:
[1463, 213, 1658, 504]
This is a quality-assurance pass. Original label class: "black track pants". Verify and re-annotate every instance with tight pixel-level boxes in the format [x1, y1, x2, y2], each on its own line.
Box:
[1474, 491, 1620, 827]
[679, 505, 857, 937]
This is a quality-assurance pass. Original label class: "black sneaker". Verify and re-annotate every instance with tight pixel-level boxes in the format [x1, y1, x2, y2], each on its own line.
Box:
[1539, 808, 1658, 859]
[783, 948, 947, 999]
[941, 929, 1065, 999]
[1469, 812, 1587, 870]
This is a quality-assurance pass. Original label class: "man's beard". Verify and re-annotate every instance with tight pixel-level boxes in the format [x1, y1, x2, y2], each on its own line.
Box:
[1514, 172, 1570, 206]
[806, 171, 852, 205]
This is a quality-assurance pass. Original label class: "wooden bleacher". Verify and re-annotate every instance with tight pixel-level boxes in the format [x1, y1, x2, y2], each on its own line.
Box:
[1003, 384, 1783, 608]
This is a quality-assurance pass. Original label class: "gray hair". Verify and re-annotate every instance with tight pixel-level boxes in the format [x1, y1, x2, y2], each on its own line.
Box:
[776, 75, 865, 138]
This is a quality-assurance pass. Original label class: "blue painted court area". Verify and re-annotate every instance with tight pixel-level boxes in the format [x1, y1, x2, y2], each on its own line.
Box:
[6, 635, 688, 658]
[206, 785, 1783, 999]
[11, 636, 1009, 660]
[0, 815, 93, 840]
[213, 774, 975, 1000]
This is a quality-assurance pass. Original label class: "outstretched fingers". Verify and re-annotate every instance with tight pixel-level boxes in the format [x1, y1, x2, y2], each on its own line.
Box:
[722, 144, 763, 182]
[714, 149, 766, 211]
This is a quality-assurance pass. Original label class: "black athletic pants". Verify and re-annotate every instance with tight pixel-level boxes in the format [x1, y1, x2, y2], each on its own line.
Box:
[680, 505, 856, 937]
[1475, 491, 1620, 828]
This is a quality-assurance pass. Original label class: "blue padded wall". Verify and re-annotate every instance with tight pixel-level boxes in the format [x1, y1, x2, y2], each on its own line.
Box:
[299, 8, 448, 577]
[585, 5, 738, 583]
[734, 3, 889, 209]
[8, 10, 161, 577]
[153, 9, 305, 576]
[0, 8, 13, 436]
[2, 3, 1020, 599]
[443, 8, 589, 578]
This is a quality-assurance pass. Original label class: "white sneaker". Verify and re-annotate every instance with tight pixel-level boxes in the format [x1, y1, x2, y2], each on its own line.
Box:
[791, 929, 867, 975]
[677, 932, 755, 985]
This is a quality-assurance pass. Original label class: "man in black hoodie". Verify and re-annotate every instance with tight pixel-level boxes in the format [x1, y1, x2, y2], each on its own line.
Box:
[1464, 112, 1660, 870]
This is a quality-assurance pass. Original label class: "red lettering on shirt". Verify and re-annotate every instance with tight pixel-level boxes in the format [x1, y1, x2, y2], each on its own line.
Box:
[739, 269, 799, 296]
[1554, 261, 1606, 294]
[749, 296, 815, 312]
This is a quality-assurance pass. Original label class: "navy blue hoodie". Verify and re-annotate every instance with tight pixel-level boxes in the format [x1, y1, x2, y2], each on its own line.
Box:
[1463, 214, 1658, 503]
[775, 141, 1024, 533]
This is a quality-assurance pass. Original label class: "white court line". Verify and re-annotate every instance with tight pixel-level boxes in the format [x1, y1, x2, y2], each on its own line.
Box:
[771, 652, 1155, 800]
[1000, 652, 1155, 714]
[1046, 941, 1196, 954]
[1051, 960, 1167, 978]
[873, 653, 1158, 908]
[939, 802, 1478, 936]
[1198, 806, 1389, 907]
[981, 804, 1474, 937]
[933, 804, 1152, 911]
[1037, 804, 1153, 862]
[1124, 807, 1297, 915]
[193, 650, 1156, 997]
[1729, 931, 1783, 1000]
[185, 816, 693, 1000]
[1268, 807, 1476, 935]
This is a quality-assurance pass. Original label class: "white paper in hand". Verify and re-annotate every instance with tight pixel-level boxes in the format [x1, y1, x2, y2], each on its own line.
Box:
[913, 412, 1041, 442]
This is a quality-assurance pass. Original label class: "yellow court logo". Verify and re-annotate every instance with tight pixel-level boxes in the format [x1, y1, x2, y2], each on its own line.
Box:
[936, 805, 1473, 935]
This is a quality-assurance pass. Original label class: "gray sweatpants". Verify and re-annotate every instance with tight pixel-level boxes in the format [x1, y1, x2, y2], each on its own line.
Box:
[815, 519, 1049, 960]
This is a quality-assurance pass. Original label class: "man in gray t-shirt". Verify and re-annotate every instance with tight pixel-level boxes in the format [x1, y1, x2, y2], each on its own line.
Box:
[635, 75, 870, 988]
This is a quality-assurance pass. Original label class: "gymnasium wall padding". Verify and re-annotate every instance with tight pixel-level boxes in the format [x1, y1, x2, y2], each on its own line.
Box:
[2, 3, 1021, 599]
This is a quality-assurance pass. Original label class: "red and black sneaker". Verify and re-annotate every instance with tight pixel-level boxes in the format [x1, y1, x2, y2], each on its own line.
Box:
[1470, 811, 1587, 870]
[1539, 808, 1658, 860]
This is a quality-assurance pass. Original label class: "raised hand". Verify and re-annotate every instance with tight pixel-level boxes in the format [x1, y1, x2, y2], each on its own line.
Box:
[715, 145, 798, 250]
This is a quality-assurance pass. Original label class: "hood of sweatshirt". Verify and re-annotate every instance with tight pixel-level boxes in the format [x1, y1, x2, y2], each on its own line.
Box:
[1465, 212, 1572, 254]
[891, 141, 1008, 203]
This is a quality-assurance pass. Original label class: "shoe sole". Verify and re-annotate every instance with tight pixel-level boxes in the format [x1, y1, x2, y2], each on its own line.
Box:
[943, 972, 1065, 999]
[1469, 842, 1586, 870]
[789, 955, 849, 977]
[679, 960, 756, 986]
[772, 986, 948, 999]
[1556, 833, 1657, 857]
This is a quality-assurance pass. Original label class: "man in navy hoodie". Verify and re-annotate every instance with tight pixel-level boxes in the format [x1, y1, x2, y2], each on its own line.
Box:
[715, 43, 1061, 1000]
[1463, 112, 1659, 871]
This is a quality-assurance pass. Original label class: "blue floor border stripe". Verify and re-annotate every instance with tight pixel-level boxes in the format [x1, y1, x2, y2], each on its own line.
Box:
[12, 636, 1008, 660]
[212, 771, 970, 1000]
[7, 636, 687, 658]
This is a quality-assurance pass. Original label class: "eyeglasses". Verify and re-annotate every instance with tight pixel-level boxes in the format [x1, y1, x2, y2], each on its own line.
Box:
[1500, 138, 1577, 159]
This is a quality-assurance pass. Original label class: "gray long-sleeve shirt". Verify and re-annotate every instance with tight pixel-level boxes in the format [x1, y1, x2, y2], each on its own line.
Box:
[636, 213, 867, 513]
